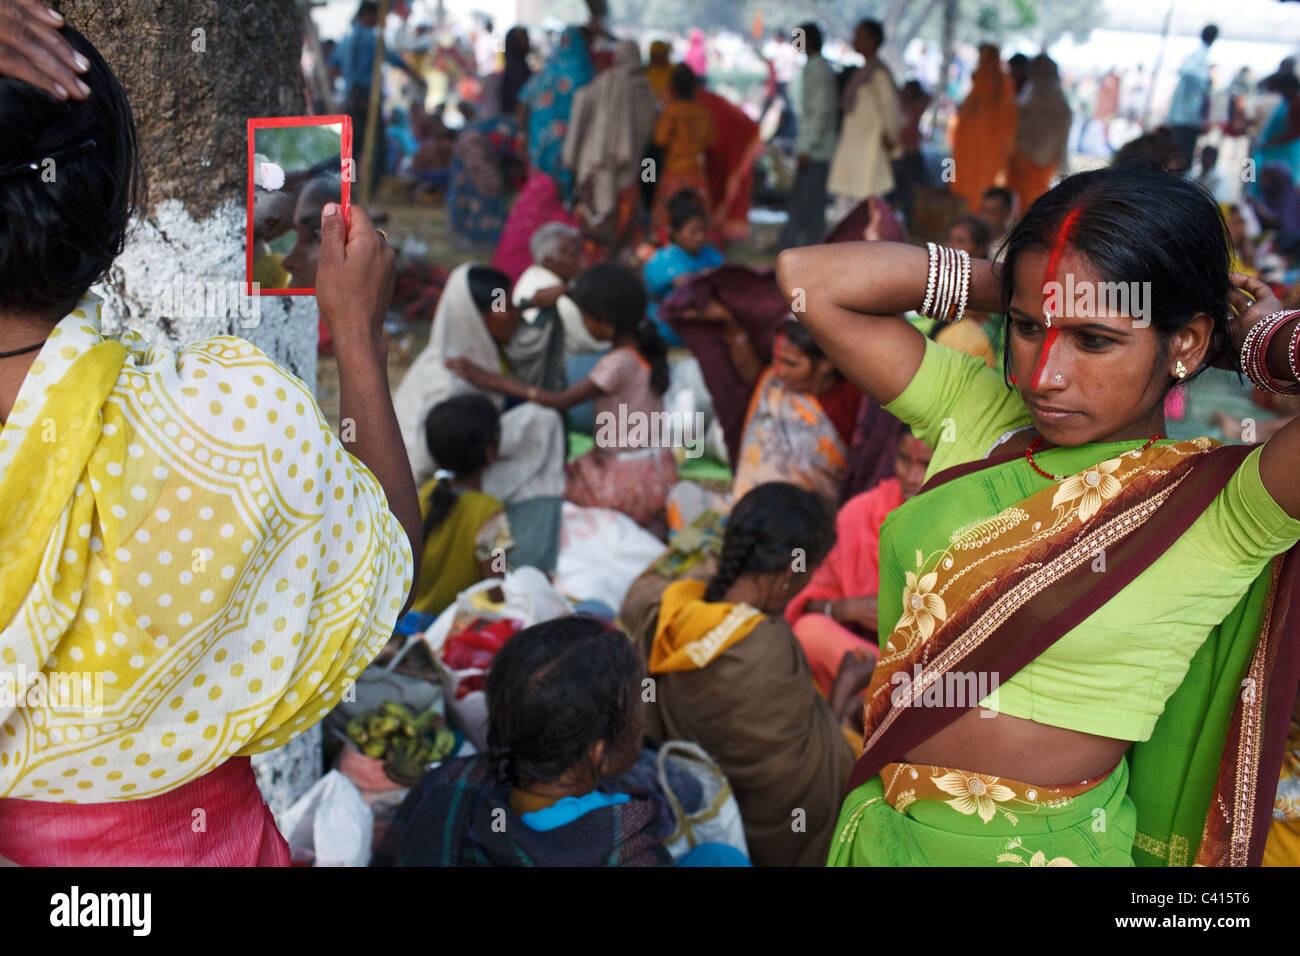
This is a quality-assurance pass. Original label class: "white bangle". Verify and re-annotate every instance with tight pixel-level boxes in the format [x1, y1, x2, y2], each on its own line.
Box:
[942, 246, 958, 320]
[953, 249, 971, 323]
[933, 245, 951, 321]
[920, 242, 937, 318]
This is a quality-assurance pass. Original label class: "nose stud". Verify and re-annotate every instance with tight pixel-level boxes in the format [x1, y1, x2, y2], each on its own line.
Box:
[1053, 374, 1063, 385]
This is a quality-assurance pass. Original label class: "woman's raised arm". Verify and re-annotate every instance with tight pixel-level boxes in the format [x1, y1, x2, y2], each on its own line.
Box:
[775, 240, 1002, 406]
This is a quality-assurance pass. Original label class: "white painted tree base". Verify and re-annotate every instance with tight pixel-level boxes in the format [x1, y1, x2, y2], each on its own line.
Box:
[252, 726, 324, 825]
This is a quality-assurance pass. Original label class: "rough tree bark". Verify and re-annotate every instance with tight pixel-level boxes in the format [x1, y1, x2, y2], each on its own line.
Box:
[56, 0, 323, 821]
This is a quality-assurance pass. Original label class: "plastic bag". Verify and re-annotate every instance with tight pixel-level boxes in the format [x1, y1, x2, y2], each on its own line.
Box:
[555, 503, 670, 611]
[421, 567, 573, 750]
[278, 770, 373, 867]
[657, 741, 749, 862]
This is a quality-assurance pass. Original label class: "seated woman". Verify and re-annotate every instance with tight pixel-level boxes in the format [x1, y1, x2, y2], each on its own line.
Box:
[513, 221, 601, 357]
[410, 395, 514, 618]
[626, 482, 855, 866]
[509, 222, 602, 433]
[0, 19, 417, 864]
[730, 319, 861, 505]
[786, 428, 933, 695]
[779, 159, 1300, 867]
[448, 264, 678, 533]
[394, 264, 566, 572]
[374, 615, 676, 866]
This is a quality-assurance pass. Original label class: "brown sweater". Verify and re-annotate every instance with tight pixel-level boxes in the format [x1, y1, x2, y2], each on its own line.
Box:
[628, 592, 854, 867]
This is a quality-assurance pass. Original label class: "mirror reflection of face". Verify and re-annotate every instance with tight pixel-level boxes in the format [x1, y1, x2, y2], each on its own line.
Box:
[281, 178, 339, 289]
[251, 121, 345, 293]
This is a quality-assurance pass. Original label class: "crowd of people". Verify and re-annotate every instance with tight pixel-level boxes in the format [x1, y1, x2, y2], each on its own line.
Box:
[2, 0, 1300, 869]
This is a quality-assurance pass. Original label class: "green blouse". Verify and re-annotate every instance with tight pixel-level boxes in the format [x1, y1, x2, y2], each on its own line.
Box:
[880, 338, 1300, 741]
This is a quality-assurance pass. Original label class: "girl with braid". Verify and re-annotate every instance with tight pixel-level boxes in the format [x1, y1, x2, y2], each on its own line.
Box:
[628, 482, 855, 866]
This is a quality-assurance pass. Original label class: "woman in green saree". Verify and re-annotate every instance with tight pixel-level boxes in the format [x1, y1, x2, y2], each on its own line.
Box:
[777, 160, 1300, 866]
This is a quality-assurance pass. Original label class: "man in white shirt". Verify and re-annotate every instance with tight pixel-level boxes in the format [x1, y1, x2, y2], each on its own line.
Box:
[778, 22, 839, 250]
[1166, 24, 1218, 172]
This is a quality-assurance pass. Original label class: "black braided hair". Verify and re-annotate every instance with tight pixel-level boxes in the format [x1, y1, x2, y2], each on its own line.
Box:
[485, 616, 642, 789]
[422, 394, 501, 536]
[704, 482, 836, 602]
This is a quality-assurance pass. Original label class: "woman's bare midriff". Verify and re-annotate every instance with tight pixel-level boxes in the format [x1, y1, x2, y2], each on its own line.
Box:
[903, 706, 1132, 786]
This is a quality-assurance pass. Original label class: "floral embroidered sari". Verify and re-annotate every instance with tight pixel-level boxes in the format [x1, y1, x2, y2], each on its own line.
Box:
[830, 439, 1300, 867]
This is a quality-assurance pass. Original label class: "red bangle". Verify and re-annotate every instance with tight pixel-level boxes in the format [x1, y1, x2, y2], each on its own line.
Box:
[1242, 310, 1300, 394]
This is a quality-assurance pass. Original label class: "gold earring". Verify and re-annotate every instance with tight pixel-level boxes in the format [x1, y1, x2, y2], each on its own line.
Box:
[1174, 360, 1188, 379]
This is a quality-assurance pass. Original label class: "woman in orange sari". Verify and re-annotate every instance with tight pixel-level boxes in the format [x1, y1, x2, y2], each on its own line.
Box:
[950, 45, 1018, 211]
[1006, 55, 1072, 211]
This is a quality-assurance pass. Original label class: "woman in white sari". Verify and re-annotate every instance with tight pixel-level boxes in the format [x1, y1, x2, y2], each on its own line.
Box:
[393, 264, 566, 570]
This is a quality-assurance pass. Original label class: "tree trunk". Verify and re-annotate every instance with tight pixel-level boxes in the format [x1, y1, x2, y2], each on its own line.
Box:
[55, 0, 323, 821]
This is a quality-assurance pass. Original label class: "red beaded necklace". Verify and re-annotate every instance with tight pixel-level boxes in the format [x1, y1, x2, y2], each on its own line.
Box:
[1025, 434, 1163, 482]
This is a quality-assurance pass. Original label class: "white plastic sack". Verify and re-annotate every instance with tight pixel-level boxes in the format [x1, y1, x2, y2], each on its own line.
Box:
[420, 567, 573, 751]
[554, 503, 668, 611]
[279, 770, 373, 867]
[657, 741, 749, 862]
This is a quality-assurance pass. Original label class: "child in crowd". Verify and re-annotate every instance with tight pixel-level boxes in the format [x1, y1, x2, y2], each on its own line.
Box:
[409, 395, 515, 618]
[650, 64, 715, 237]
[447, 264, 678, 533]
[644, 190, 724, 301]
[375, 616, 676, 866]
[643, 189, 724, 345]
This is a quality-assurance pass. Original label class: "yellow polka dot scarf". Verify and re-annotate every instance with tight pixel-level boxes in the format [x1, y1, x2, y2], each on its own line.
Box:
[0, 297, 413, 802]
